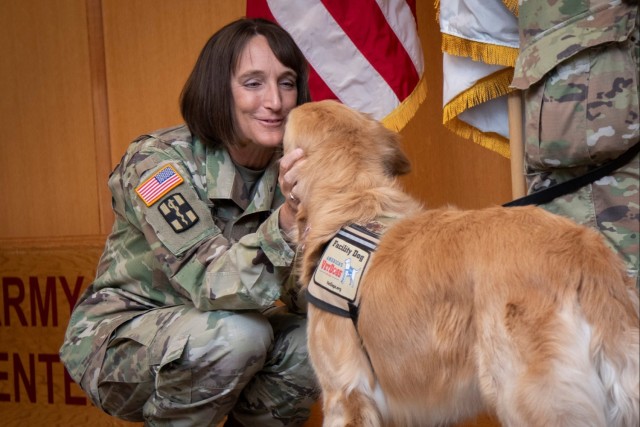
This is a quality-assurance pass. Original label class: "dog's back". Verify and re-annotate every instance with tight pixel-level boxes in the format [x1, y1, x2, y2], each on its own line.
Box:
[358, 206, 639, 427]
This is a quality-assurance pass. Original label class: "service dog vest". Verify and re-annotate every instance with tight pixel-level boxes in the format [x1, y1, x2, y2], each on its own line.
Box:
[306, 220, 391, 322]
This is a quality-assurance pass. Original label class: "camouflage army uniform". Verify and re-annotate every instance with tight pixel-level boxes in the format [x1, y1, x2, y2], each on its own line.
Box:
[512, 0, 639, 286]
[60, 125, 318, 426]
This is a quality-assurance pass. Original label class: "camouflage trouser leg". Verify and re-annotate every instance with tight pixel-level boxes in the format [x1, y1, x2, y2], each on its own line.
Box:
[80, 305, 318, 426]
[523, 20, 639, 289]
[527, 153, 640, 288]
[227, 307, 320, 427]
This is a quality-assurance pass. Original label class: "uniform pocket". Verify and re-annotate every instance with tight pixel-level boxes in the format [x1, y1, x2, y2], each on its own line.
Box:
[99, 320, 155, 384]
[526, 41, 639, 172]
[96, 326, 155, 420]
[536, 49, 592, 169]
[584, 40, 639, 163]
[151, 333, 193, 405]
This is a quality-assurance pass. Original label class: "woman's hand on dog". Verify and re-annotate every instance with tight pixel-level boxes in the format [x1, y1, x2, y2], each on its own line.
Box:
[278, 148, 305, 235]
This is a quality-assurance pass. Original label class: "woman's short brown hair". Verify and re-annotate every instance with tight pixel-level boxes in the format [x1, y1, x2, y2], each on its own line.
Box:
[180, 18, 310, 148]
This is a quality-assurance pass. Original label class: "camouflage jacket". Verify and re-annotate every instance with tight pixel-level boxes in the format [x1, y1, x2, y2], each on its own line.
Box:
[60, 125, 303, 383]
[512, 0, 637, 90]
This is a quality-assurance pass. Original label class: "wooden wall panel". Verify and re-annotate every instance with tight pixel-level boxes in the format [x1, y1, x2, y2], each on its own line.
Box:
[101, 0, 245, 167]
[0, 0, 102, 239]
[0, 239, 140, 426]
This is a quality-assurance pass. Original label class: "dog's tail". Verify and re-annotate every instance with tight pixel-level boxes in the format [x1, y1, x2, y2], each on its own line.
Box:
[578, 228, 639, 427]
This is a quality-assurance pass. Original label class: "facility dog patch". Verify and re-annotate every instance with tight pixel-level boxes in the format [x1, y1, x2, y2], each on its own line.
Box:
[307, 222, 387, 318]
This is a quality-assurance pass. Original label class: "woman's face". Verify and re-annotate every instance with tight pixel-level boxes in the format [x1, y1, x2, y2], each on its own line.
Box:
[231, 35, 299, 150]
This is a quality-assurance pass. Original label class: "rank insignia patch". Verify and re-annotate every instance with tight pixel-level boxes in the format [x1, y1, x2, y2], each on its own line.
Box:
[158, 193, 199, 233]
[136, 164, 184, 207]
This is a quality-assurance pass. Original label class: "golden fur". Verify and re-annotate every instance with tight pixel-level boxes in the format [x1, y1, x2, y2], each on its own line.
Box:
[283, 100, 640, 427]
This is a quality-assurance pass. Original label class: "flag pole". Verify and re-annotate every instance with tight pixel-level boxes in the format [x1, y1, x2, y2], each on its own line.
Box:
[508, 90, 526, 199]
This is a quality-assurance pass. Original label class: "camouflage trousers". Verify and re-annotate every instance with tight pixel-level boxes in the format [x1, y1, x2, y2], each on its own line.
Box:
[79, 305, 319, 426]
[527, 153, 639, 287]
[523, 26, 639, 288]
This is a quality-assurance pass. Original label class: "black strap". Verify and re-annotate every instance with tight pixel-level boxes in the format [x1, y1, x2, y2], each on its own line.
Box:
[305, 288, 354, 319]
[504, 142, 640, 207]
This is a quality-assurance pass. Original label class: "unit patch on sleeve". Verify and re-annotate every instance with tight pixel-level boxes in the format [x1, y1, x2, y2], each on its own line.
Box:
[136, 164, 184, 206]
[158, 193, 199, 233]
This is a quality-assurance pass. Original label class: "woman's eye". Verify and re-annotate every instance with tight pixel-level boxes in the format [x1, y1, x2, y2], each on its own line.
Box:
[280, 80, 296, 89]
[244, 80, 261, 88]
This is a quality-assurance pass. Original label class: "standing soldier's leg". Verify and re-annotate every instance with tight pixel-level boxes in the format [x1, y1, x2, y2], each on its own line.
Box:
[524, 21, 639, 288]
[534, 154, 639, 287]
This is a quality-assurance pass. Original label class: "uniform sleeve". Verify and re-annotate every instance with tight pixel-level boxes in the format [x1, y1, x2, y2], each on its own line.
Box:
[171, 205, 295, 311]
[512, 0, 637, 89]
[117, 147, 296, 312]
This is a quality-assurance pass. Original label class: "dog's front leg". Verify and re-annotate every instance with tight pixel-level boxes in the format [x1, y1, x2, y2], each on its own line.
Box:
[308, 307, 382, 426]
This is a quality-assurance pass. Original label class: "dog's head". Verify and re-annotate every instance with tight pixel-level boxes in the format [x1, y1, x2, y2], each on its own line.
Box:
[284, 100, 411, 176]
[283, 101, 413, 279]
[283, 100, 410, 224]
[283, 100, 411, 199]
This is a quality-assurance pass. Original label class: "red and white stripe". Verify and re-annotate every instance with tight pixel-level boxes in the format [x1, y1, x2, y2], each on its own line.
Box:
[247, 0, 424, 122]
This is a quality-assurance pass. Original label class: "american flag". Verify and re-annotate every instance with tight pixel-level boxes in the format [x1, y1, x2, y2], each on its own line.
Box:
[135, 165, 184, 207]
[246, 0, 426, 132]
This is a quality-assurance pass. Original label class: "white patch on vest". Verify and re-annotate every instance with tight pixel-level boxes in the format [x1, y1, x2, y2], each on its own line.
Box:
[313, 234, 371, 302]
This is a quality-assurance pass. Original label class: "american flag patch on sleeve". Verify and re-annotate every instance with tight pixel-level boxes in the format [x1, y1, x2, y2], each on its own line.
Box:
[135, 164, 184, 207]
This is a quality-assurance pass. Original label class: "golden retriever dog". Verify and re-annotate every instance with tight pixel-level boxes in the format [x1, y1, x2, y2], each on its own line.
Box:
[283, 100, 640, 427]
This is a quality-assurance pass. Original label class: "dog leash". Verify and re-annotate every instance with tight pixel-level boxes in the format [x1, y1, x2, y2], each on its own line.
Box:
[503, 142, 640, 207]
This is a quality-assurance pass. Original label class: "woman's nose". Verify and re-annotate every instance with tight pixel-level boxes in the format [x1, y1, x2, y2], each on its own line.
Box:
[263, 82, 282, 110]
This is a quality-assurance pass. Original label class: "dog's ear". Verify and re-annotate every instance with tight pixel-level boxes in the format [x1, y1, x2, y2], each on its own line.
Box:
[381, 130, 411, 177]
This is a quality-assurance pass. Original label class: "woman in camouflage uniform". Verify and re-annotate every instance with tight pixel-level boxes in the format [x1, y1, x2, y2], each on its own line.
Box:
[60, 18, 318, 426]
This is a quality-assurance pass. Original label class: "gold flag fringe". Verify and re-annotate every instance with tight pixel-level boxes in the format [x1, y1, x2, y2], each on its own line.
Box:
[382, 73, 428, 132]
[442, 68, 514, 122]
[435, 0, 520, 158]
[503, 0, 519, 17]
[445, 118, 511, 158]
[443, 67, 515, 158]
[442, 33, 518, 67]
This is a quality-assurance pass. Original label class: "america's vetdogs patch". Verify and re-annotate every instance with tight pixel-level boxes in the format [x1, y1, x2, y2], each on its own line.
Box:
[307, 221, 390, 319]
[158, 193, 199, 232]
[135, 164, 184, 206]
[311, 226, 377, 302]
